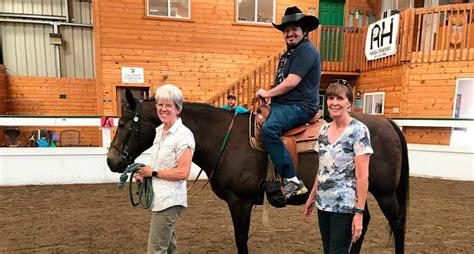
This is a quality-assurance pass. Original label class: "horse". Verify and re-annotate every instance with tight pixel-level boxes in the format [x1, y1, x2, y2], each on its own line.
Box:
[107, 90, 409, 254]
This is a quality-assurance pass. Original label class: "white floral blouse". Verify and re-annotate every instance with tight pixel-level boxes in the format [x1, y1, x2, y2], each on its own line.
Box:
[149, 118, 195, 212]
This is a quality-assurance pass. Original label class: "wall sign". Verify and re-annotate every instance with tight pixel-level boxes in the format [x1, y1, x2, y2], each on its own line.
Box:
[121, 67, 144, 83]
[365, 14, 400, 60]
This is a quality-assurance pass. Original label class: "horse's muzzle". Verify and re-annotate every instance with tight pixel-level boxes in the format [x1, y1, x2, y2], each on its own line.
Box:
[106, 155, 128, 173]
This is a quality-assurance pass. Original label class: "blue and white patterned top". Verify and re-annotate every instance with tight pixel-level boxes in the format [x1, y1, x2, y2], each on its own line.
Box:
[314, 118, 373, 214]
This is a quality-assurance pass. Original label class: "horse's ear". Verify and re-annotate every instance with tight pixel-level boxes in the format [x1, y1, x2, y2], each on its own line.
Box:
[125, 89, 136, 110]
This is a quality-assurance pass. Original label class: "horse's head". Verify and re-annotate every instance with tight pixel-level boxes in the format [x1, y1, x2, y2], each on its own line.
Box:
[107, 89, 158, 173]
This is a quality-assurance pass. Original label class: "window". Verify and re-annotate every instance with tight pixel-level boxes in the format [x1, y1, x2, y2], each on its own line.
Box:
[147, 0, 190, 19]
[381, 0, 413, 13]
[363, 92, 385, 115]
[237, 0, 274, 24]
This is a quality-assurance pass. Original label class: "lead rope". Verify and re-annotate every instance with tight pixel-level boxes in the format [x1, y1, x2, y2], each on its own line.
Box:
[187, 112, 238, 197]
[118, 162, 153, 209]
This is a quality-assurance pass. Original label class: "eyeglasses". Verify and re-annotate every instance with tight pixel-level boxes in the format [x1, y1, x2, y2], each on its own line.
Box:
[331, 79, 349, 86]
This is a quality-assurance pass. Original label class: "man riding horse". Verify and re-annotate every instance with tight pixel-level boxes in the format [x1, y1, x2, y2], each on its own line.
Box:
[255, 6, 321, 198]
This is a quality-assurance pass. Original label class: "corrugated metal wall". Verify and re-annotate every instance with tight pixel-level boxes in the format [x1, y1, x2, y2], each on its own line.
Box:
[0, 0, 95, 78]
[1, 0, 66, 16]
[2, 23, 56, 76]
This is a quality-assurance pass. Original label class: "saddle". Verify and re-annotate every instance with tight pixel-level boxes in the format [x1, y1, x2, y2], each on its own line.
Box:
[250, 106, 326, 171]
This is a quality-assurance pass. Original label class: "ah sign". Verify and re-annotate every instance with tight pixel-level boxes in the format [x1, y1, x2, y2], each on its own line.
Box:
[365, 14, 400, 61]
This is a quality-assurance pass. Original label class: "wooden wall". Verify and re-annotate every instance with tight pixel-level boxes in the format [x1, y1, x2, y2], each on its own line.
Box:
[95, 0, 319, 115]
[0, 65, 6, 114]
[6, 76, 97, 115]
[405, 61, 474, 118]
[0, 65, 6, 145]
[11, 126, 101, 147]
[355, 65, 404, 118]
[355, 60, 474, 145]
[3, 76, 101, 147]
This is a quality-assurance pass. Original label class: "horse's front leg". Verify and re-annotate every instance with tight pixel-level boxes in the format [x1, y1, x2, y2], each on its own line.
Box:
[228, 197, 254, 254]
[350, 204, 371, 254]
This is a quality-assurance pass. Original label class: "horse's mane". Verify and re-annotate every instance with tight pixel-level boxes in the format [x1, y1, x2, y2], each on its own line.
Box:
[184, 102, 251, 114]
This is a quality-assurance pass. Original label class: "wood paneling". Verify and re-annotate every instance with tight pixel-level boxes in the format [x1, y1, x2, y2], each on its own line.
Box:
[355, 65, 404, 118]
[6, 76, 97, 116]
[95, 0, 318, 115]
[11, 126, 101, 147]
[0, 65, 7, 114]
[355, 60, 474, 145]
[406, 61, 474, 117]
[403, 127, 451, 145]
[0, 65, 6, 144]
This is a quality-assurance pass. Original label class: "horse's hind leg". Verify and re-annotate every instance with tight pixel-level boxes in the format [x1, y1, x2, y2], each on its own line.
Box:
[228, 198, 254, 254]
[374, 193, 406, 254]
[350, 204, 371, 254]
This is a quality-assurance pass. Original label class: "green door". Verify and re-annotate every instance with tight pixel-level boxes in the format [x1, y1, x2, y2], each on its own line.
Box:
[319, 0, 345, 61]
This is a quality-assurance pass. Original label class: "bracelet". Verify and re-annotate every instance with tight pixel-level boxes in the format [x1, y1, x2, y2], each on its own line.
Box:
[355, 208, 365, 214]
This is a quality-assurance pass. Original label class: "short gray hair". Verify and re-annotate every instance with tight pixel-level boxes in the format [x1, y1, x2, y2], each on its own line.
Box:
[155, 84, 184, 112]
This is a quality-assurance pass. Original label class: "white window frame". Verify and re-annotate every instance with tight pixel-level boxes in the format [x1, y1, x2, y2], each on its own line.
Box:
[146, 0, 191, 19]
[236, 0, 275, 24]
[363, 92, 385, 115]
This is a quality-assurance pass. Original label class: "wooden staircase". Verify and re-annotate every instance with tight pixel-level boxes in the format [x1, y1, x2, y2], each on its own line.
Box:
[206, 49, 284, 111]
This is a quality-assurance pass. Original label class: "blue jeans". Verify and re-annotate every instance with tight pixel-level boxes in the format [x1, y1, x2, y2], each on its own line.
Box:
[261, 103, 313, 178]
[318, 209, 354, 254]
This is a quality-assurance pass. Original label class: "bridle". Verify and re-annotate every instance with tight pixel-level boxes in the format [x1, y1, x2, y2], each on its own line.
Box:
[110, 101, 143, 165]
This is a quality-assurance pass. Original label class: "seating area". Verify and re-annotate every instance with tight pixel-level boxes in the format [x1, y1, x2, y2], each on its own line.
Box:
[2, 127, 82, 147]
[60, 130, 80, 147]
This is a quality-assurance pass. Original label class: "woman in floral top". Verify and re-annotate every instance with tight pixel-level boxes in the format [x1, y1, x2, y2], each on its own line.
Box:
[304, 79, 373, 253]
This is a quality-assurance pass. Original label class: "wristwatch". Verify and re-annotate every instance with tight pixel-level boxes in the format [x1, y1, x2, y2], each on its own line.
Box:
[152, 171, 158, 177]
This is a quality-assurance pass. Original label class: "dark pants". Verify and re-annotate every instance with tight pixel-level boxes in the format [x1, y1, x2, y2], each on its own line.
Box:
[318, 209, 354, 254]
[261, 103, 313, 178]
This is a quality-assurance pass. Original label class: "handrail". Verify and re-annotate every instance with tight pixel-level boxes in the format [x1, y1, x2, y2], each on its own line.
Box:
[208, 3, 474, 108]
[410, 3, 474, 62]
[361, 3, 474, 69]
[309, 25, 363, 72]
[207, 50, 284, 110]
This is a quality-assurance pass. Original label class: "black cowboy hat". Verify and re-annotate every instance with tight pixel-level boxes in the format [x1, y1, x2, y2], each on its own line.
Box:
[272, 6, 319, 32]
[227, 94, 236, 100]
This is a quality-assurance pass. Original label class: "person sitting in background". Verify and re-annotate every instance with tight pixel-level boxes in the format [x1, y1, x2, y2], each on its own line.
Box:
[221, 94, 250, 114]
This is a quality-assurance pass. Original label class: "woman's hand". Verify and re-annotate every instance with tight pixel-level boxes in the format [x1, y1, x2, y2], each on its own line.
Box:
[303, 198, 315, 220]
[352, 213, 364, 242]
[135, 165, 153, 177]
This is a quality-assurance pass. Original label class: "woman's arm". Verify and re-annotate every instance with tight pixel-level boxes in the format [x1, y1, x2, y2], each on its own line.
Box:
[354, 154, 370, 209]
[304, 172, 319, 219]
[352, 153, 370, 242]
[139, 148, 193, 181]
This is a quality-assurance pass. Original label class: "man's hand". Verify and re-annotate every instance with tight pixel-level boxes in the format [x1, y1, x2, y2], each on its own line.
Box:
[255, 89, 269, 98]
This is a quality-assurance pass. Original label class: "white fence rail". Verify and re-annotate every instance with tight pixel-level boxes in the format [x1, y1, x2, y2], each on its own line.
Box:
[0, 116, 473, 185]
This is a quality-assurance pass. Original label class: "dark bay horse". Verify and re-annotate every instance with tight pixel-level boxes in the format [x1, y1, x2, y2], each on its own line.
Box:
[107, 90, 409, 254]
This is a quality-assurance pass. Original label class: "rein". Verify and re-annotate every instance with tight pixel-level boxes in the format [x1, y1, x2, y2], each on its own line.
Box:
[118, 162, 153, 209]
[187, 112, 239, 197]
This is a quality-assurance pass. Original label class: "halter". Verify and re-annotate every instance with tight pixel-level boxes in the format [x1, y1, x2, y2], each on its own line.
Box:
[110, 101, 143, 165]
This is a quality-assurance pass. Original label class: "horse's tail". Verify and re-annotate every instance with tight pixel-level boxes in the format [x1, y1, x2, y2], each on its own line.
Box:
[388, 119, 409, 232]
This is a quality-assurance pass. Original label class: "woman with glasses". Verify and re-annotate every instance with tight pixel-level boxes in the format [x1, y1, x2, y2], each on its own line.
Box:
[304, 79, 373, 253]
[135, 84, 195, 254]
